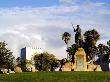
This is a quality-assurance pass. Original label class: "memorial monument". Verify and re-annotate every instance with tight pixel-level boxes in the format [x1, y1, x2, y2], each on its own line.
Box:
[60, 25, 102, 71]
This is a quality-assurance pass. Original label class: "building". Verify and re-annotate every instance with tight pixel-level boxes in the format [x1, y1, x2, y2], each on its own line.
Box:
[21, 47, 43, 60]
[21, 47, 43, 71]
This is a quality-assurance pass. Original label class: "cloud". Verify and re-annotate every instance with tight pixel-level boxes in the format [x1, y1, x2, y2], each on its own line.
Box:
[98, 9, 110, 15]
[0, 0, 110, 59]
[0, 6, 78, 16]
[59, 0, 81, 6]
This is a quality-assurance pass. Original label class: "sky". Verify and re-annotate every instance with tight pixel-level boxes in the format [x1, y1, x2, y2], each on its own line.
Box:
[0, 0, 110, 59]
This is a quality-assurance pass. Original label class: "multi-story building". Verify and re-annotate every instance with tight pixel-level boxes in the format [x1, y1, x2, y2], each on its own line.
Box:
[21, 47, 43, 60]
[20, 47, 43, 71]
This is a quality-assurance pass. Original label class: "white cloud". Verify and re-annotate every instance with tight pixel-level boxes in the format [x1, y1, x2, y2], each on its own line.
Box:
[0, 0, 110, 59]
[0, 6, 78, 16]
[59, 0, 80, 5]
[98, 9, 110, 15]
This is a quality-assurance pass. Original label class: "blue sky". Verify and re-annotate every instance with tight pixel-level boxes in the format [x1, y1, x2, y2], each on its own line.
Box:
[0, 0, 110, 59]
[0, 0, 109, 8]
[0, 0, 59, 7]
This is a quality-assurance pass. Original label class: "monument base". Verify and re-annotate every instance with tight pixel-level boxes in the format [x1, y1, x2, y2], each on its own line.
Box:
[60, 48, 102, 71]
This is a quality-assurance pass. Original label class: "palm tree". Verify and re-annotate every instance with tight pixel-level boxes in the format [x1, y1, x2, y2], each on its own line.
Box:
[107, 40, 110, 46]
[84, 29, 100, 46]
[66, 44, 77, 62]
[83, 29, 100, 61]
[62, 32, 71, 59]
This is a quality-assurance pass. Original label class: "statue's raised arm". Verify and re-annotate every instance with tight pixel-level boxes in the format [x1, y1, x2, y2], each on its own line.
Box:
[72, 24, 76, 32]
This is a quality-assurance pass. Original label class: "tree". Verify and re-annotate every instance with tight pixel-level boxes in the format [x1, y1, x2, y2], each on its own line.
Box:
[96, 42, 110, 63]
[66, 44, 77, 62]
[16, 57, 26, 71]
[34, 52, 59, 71]
[107, 40, 110, 47]
[16, 57, 21, 66]
[104, 40, 110, 63]
[97, 44, 107, 55]
[83, 29, 100, 61]
[96, 44, 107, 63]
[0, 41, 14, 69]
[84, 29, 100, 47]
[62, 32, 71, 59]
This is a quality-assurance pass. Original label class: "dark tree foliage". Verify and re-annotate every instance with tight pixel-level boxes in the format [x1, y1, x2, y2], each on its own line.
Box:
[96, 44, 108, 63]
[62, 32, 71, 45]
[66, 44, 77, 62]
[83, 29, 100, 61]
[97, 44, 107, 55]
[0, 41, 14, 69]
[16, 57, 26, 71]
[84, 29, 100, 46]
[62, 32, 71, 60]
[59, 58, 68, 70]
[104, 40, 110, 63]
[62, 32, 71, 59]
[96, 43, 110, 63]
[34, 52, 59, 71]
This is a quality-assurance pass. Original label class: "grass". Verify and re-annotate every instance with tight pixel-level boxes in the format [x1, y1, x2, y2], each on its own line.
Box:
[0, 72, 110, 82]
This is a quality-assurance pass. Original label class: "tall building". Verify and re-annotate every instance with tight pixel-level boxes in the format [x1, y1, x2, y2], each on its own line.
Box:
[21, 47, 43, 71]
[21, 47, 43, 60]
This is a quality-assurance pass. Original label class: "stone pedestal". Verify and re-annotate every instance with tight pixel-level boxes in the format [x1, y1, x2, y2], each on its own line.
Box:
[73, 48, 87, 71]
[61, 62, 72, 71]
[14, 66, 22, 73]
[60, 48, 102, 71]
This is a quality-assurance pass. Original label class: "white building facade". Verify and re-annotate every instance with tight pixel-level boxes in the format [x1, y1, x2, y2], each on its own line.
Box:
[21, 47, 43, 60]
[21, 47, 43, 71]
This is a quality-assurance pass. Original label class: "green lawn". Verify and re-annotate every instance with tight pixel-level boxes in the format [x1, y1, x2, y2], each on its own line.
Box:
[0, 72, 110, 82]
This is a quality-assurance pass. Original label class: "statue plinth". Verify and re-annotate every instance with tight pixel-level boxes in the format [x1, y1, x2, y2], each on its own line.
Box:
[73, 48, 87, 71]
[60, 48, 102, 71]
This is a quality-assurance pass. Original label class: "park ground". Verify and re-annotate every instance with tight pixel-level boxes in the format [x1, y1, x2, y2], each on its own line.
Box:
[0, 72, 110, 82]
